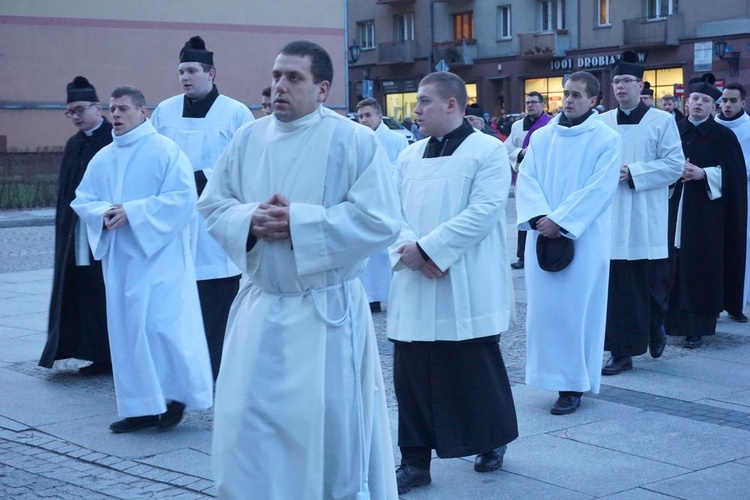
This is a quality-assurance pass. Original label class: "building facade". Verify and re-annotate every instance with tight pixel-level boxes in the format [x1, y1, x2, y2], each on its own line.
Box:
[348, 0, 749, 120]
[1, 0, 346, 151]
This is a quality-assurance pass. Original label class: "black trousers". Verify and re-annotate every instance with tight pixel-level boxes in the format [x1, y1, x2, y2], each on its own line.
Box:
[393, 337, 518, 469]
[605, 259, 669, 357]
[516, 230, 527, 260]
[197, 275, 240, 380]
[665, 254, 717, 337]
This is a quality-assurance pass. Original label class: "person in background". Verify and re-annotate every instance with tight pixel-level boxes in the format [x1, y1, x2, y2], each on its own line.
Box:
[260, 86, 272, 116]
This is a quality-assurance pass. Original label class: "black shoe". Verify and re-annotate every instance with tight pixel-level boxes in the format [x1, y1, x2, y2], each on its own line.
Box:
[729, 312, 748, 323]
[474, 445, 507, 472]
[395, 465, 431, 494]
[649, 326, 667, 358]
[79, 362, 112, 376]
[601, 355, 633, 376]
[369, 302, 381, 313]
[109, 415, 159, 433]
[550, 393, 581, 415]
[682, 336, 703, 349]
[511, 258, 524, 270]
[158, 401, 186, 431]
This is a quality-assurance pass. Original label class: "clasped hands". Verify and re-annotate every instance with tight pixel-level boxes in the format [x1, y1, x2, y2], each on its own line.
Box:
[397, 242, 446, 279]
[681, 158, 705, 183]
[536, 216, 561, 238]
[103, 204, 128, 230]
[251, 193, 290, 241]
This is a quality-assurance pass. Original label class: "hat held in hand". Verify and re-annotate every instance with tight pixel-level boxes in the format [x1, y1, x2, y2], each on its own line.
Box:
[536, 235, 574, 272]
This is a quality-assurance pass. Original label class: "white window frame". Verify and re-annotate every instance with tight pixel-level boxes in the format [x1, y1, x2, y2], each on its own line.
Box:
[556, 0, 566, 30]
[539, 1, 553, 32]
[357, 20, 375, 50]
[497, 5, 512, 40]
[647, 0, 677, 20]
[598, 0, 611, 27]
[395, 13, 415, 42]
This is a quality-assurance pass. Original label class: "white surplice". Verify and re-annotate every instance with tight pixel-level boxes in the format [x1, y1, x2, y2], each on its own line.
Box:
[197, 106, 400, 500]
[71, 119, 213, 417]
[600, 108, 684, 259]
[387, 132, 514, 342]
[715, 112, 750, 305]
[359, 121, 409, 303]
[151, 94, 254, 280]
[516, 112, 621, 394]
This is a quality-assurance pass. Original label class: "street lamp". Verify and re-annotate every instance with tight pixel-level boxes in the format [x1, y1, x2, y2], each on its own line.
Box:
[348, 41, 361, 65]
[714, 40, 740, 76]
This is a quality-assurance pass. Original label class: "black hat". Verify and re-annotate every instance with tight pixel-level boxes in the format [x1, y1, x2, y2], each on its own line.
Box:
[641, 81, 654, 97]
[536, 235, 574, 272]
[688, 73, 722, 101]
[465, 105, 484, 117]
[612, 50, 644, 79]
[66, 76, 99, 103]
[179, 36, 214, 66]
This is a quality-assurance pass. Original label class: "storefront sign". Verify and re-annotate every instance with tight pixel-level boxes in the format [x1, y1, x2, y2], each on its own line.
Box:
[551, 51, 646, 71]
[381, 78, 420, 94]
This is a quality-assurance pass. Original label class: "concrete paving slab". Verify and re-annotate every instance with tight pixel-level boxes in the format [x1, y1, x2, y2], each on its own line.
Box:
[715, 316, 750, 337]
[633, 355, 750, 391]
[694, 344, 750, 364]
[647, 462, 750, 499]
[557, 411, 750, 470]
[0, 324, 44, 340]
[599, 367, 739, 402]
[0, 312, 48, 332]
[737, 456, 750, 467]
[502, 434, 688, 497]
[0, 296, 49, 317]
[599, 488, 678, 499]
[695, 393, 750, 413]
[398, 455, 591, 500]
[0, 337, 46, 363]
[0, 270, 52, 284]
[0, 280, 51, 296]
[136, 448, 213, 480]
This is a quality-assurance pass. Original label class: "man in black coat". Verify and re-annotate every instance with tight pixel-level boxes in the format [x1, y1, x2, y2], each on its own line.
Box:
[666, 74, 748, 348]
[39, 76, 112, 374]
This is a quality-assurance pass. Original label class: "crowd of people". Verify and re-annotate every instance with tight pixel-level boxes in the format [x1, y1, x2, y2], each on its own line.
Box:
[39, 36, 748, 499]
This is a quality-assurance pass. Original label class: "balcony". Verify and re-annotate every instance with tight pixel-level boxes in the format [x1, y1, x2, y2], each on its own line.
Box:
[378, 41, 416, 64]
[432, 40, 478, 66]
[518, 30, 570, 59]
[623, 15, 683, 47]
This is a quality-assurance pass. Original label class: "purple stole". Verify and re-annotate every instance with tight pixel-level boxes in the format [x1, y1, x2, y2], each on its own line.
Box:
[521, 113, 552, 149]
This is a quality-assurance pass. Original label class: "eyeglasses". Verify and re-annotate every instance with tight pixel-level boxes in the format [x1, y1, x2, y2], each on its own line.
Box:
[525, 100, 542, 105]
[611, 78, 641, 86]
[64, 103, 97, 118]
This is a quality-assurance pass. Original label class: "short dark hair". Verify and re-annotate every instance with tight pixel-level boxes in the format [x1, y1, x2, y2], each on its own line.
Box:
[565, 71, 600, 99]
[111, 85, 147, 108]
[261, 86, 271, 97]
[526, 91, 545, 104]
[725, 82, 747, 100]
[356, 97, 382, 114]
[419, 72, 468, 109]
[662, 94, 675, 102]
[279, 40, 333, 85]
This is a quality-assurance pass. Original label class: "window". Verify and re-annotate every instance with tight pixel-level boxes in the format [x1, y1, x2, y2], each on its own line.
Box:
[539, 1, 553, 32]
[497, 6, 512, 40]
[395, 13, 415, 42]
[453, 11, 474, 41]
[357, 20, 375, 50]
[556, 0, 566, 30]
[598, 0, 611, 26]
[647, 0, 678, 20]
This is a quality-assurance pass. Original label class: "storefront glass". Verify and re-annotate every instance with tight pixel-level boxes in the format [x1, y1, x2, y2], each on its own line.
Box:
[385, 83, 477, 121]
[642, 67, 683, 107]
[524, 77, 565, 114]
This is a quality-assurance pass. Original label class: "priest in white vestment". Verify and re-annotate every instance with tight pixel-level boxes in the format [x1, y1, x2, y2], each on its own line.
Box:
[151, 35, 254, 379]
[356, 97, 408, 311]
[517, 72, 621, 415]
[71, 85, 213, 434]
[715, 83, 750, 314]
[198, 41, 400, 500]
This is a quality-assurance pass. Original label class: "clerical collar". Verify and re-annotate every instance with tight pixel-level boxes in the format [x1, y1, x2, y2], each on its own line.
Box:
[688, 115, 710, 127]
[182, 84, 220, 118]
[423, 121, 474, 158]
[616, 101, 649, 125]
[559, 109, 594, 128]
[83, 117, 105, 137]
[720, 111, 745, 122]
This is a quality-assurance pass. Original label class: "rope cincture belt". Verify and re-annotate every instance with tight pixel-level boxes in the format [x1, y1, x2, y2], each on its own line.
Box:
[267, 279, 371, 499]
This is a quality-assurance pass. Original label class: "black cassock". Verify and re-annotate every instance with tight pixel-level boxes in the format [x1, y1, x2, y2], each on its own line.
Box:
[666, 118, 747, 336]
[39, 120, 112, 367]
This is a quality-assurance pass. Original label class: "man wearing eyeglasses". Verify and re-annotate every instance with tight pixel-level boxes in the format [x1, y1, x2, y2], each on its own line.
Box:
[598, 51, 684, 375]
[505, 91, 552, 270]
[39, 76, 113, 376]
[151, 36, 254, 380]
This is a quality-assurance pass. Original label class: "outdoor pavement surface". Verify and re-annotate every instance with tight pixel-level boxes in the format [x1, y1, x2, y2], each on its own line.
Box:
[1, 200, 750, 499]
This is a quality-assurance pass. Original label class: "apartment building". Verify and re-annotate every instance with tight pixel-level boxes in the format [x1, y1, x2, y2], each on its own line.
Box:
[1, 0, 345, 151]
[347, 0, 749, 120]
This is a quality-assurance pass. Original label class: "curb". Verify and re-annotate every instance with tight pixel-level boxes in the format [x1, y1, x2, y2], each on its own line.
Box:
[0, 216, 55, 229]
